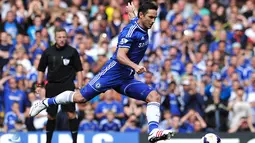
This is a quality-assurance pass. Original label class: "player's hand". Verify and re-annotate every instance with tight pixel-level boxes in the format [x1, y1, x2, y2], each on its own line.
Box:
[134, 65, 146, 74]
[126, 2, 135, 14]
[126, 2, 136, 19]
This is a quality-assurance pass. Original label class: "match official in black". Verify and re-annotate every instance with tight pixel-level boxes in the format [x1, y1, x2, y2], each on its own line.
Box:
[36, 27, 83, 143]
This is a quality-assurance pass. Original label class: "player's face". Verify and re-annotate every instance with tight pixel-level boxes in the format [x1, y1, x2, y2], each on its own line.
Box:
[55, 31, 67, 47]
[141, 9, 157, 29]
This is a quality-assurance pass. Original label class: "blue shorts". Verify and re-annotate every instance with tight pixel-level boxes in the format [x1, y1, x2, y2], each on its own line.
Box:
[80, 60, 154, 101]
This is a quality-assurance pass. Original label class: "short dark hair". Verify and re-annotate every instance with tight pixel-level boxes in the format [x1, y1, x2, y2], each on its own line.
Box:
[12, 101, 19, 106]
[54, 27, 66, 35]
[34, 15, 41, 19]
[138, 1, 158, 18]
[145, 71, 153, 76]
[35, 30, 41, 35]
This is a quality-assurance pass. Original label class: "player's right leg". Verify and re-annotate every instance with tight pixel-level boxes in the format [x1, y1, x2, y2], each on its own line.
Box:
[29, 84, 100, 117]
[116, 79, 174, 143]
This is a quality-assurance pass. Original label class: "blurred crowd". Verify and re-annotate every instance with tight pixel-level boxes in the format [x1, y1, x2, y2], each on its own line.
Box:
[1, 0, 255, 134]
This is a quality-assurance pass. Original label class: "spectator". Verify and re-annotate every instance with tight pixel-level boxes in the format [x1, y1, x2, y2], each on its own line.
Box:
[66, 3, 88, 27]
[91, 49, 108, 74]
[161, 81, 181, 116]
[26, 54, 40, 89]
[66, 15, 83, 40]
[41, 28, 50, 46]
[29, 30, 48, 62]
[27, 15, 43, 42]
[0, 32, 11, 73]
[3, 102, 25, 132]
[14, 0, 28, 25]
[78, 43, 94, 65]
[162, 58, 179, 84]
[124, 98, 142, 118]
[9, 34, 29, 55]
[205, 79, 231, 101]
[76, 102, 93, 123]
[79, 110, 99, 132]
[180, 109, 207, 133]
[245, 20, 255, 44]
[156, 71, 168, 97]
[48, 0, 66, 24]
[14, 47, 32, 73]
[0, 76, 26, 113]
[108, 9, 122, 38]
[48, 17, 63, 43]
[204, 87, 229, 132]
[27, 0, 45, 18]
[168, 115, 187, 133]
[169, 47, 185, 76]
[231, 24, 247, 49]
[99, 111, 121, 132]
[143, 71, 156, 88]
[95, 89, 124, 120]
[0, 11, 24, 39]
[121, 114, 141, 132]
[228, 87, 255, 133]
[182, 80, 205, 116]
[159, 110, 172, 129]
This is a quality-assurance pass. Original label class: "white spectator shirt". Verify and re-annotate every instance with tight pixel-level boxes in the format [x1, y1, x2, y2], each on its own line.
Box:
[245, 28, 255, 41]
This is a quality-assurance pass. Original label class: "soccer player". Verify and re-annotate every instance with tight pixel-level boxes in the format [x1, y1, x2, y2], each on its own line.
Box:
[30, 1, 174, 142]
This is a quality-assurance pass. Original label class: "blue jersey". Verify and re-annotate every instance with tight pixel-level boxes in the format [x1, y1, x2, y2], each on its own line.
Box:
[95, 101, 124, 119]
[79, 120, 99, 131]
[111, 18, 149, 77]
[3, 85, 27, 113]
[99, 119, 121, 131]
[4, 111, 18, 132]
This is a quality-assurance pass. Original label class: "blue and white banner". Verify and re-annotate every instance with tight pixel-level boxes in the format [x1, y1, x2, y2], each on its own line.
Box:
[0, 132, 139, 143]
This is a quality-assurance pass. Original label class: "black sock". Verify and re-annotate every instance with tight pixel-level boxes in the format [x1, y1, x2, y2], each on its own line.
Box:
[69, 118, 79, 143]
[46, 119, 56, 143]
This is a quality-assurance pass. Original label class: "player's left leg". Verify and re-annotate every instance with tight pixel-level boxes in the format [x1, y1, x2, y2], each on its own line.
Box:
[116, 79, 174, 143]
[29, 84, 100, 117]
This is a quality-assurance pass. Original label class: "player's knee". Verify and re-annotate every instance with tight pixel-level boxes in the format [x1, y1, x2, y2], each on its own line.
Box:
[146, 90, 161, 103]
[73, 92, 87, 103]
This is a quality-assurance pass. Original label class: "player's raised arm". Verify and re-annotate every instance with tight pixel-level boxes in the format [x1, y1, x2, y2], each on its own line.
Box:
[117, 48, 146, 74]
[126, 2, 137, 20]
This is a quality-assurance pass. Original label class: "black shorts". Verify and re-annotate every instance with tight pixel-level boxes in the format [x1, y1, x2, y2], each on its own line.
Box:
[45, 82, 75, 117]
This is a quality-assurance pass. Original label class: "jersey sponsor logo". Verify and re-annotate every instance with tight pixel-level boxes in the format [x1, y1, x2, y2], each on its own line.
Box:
[119, 38, 129, 45]
[138, 40, 149, 48]
[63, 58, 70, 65]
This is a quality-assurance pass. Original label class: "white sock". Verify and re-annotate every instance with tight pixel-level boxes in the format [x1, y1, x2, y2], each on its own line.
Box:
[44, 91, 74, 106]
[147, 102, 160, 133]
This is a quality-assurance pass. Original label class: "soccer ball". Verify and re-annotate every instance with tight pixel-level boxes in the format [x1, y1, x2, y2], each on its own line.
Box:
[200, 133, 221, 143]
